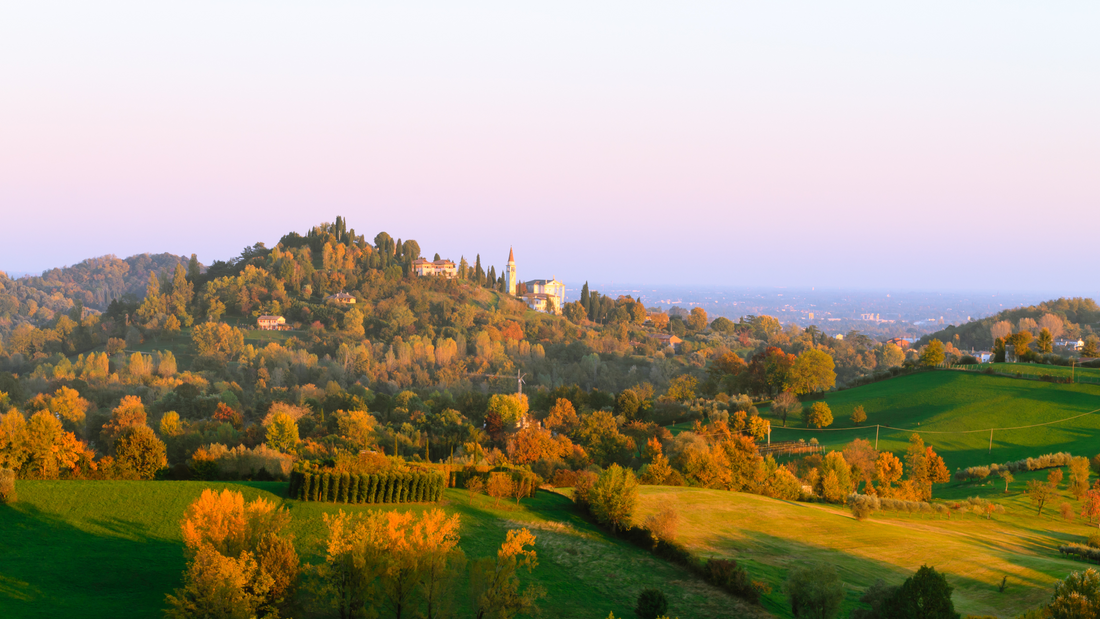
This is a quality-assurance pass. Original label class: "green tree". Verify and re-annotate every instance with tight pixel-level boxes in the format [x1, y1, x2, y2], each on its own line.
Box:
[802, 402, 834, 429]
[920, 340, 946, 367]
[589, 464, 639, 532]
[191, 322, 245, 360]
[114, 425, 168, 479]
[266, 413, 300, 453]
[881, 565, 960, 619]
[187, 253, 201, 281]
[787, 563, 844, 619]
[790, 349, 837, 395]
[635, 588, 669, 619]
[616, 389, 641, 421]
[1084, 336, 1100, 358]
[1038, 328, 1054, 354]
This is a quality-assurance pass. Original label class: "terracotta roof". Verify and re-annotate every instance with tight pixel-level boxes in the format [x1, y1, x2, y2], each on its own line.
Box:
[508, 247, 515, 262]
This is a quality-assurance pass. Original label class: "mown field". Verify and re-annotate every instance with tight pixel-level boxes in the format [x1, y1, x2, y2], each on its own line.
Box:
[0, 481, 764, 619]
[765, 371, 1100, 470]
[636, 480, 1097, 619]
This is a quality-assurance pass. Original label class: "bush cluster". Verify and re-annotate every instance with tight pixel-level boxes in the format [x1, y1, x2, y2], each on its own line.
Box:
[847, 493, 1005, 519]
[1059, 544, 1100, 563]
[954, 452, 1073, 481]
[453, 467, 540, 499]
[184, 443, 294, 481]
[288, 469, 444, 504]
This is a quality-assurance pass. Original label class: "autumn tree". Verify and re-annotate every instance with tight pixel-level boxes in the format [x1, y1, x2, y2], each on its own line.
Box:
[999, 470, 1014, 493]
[589, 464, 639, 532]
[544, 398, 579, 434]
[167, 489, 299, 618]
[487, 472, 512, 507]
[747, 347, 797, 396]
[101, 395, 148, 453]
[803, 402, 834, 429]
[615, 389, 641, 421]
[336, 410, 374, 453]
[48, 386, 89, 435]
[575, 411, 635, 467]
[1081, 489, 1100, 526]
[920, 340, 946, 367]
[790, 349, 837, 396]
[903, 435, 950, 501]
[850, 405, 867, 426]
[1027, 479, 1056, 516]
[470, 528, 544, 619]
[687, 307, 708, 331]
[875, 452, 904, 497]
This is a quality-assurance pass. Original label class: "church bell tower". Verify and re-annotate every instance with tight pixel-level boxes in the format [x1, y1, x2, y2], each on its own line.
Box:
[506, 247, 517, 296]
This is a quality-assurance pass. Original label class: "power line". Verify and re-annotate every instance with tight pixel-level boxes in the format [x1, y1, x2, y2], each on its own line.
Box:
[766, 407, 1100, 435]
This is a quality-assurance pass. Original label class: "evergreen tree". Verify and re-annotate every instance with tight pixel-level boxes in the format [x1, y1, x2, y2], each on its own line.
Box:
[581, 282, 590, 308]
[487, 266, 496, 289]
[474, 255, 484, 285]
[187, 254, 200, 281]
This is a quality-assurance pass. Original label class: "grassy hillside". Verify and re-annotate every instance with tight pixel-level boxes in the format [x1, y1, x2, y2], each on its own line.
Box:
[636, 484, 1093, 618]
[0, 482, 765, 619]
[767, 371, 1100, 470]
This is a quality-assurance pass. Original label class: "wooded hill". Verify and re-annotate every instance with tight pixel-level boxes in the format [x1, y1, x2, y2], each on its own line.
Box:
[918, 297, 1100, 350]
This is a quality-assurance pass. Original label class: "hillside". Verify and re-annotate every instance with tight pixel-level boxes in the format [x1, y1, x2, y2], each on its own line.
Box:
[919, 297, 1100, 350]
[636, 484, 1090, 618]
[0, 482, 767, 619]
[768, 370, 1100, 470]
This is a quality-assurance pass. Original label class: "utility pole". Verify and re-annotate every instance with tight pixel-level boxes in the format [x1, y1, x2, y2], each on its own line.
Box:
[875, 425, 880, 450]
[989, 429, 993, 454]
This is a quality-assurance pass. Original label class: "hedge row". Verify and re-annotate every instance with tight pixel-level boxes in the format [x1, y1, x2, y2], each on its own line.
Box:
[1059, 544, 1100, 563]
[288, 470, 444, 504]
[955, 452, 1073, 481]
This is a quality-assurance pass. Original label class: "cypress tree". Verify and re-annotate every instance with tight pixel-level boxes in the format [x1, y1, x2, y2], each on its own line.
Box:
[187, 254, 201, 281]
[348, 474, 359, 503]
[581, 281, 590, 308]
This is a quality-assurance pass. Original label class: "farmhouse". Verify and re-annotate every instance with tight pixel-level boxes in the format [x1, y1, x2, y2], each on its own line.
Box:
[257, 315, 287, 331]
[411, 258, 457, 278]
[650, 333, 683, 352]
[1056, 338, 1085, 351]
[325, 292, 356, 304]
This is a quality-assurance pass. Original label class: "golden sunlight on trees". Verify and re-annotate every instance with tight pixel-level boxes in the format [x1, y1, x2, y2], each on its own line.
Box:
[167, 489, 298, 619]
[265, 413, 300, 453]
[589, 464, 639, 532]
[470, 528, 544, 619]
[803, 402, 833, 429]
[192, 322, 245, 360]
[318, 508, 464, 619]
[790, 349, 836, 396]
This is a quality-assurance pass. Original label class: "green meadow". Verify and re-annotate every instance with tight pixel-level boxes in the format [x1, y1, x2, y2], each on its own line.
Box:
[764, 371, 1100, 470]
[0, 482, 763, 619]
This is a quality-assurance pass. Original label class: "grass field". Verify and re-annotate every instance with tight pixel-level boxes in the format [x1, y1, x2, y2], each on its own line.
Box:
[636, 481, 1097, 619]
[0, 482, 764, 619]
[761, 371, 1100, 471]
[964, 363, 1100, 384]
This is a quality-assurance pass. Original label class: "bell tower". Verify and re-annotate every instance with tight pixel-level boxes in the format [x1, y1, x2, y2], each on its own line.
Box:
[506, 247, 517, 296]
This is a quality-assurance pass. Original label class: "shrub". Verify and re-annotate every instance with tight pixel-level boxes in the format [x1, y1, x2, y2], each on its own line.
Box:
[1089, 532, 1100, 549]
[786, 563, 844, 619]
[0, 468, 15, 503]
[635, 588, 669, 619]
[572, 471, 598, 507]
[643, 507, 679, 545]
[705, 558, 759, 604]
[589, 465, 639, 532]
[848, 494, 878, 520]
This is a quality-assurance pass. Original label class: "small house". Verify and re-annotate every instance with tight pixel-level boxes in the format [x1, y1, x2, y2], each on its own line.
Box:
[257, 315, 286, 331]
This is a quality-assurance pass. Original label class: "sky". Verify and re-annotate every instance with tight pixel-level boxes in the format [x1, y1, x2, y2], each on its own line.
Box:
[1, 2, 1097, 294]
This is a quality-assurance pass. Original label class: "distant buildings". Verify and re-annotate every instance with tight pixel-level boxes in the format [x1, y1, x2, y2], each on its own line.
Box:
[257, 315, 287, 330]
[325, 292, 356, 304]
[411, 258, 457, 278]
[1056, 338, 1085, 352]
[886, 338, 910, 349]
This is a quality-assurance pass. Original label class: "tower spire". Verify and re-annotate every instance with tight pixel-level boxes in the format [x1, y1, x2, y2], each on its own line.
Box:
[508, 247, 514, 263]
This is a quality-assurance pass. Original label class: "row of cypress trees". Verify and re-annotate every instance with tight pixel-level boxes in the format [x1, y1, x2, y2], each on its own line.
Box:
[289, 470, 444, 504]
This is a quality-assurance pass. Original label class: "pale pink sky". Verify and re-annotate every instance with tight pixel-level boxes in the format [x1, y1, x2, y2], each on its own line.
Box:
[1, 2, 1097, 292]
